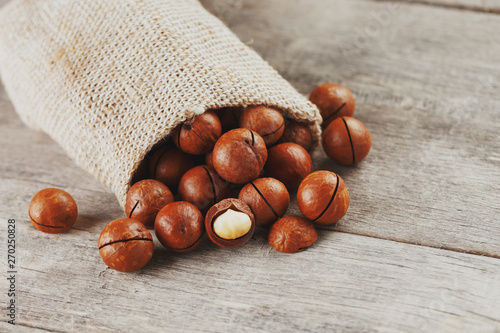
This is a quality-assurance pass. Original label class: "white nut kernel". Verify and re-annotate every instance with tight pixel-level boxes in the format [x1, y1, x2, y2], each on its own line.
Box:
[213, 209, 251, 240]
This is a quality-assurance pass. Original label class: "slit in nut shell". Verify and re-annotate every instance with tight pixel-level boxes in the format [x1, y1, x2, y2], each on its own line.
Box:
[297, 170, 349, 225]
[212, 128, 267, 184]
[172, 110, 222, 155]
[98, 218, 154, 273]
[238, 177, 289, 226]
[28, 188, 78, 233]
[239, 105, 285, 146]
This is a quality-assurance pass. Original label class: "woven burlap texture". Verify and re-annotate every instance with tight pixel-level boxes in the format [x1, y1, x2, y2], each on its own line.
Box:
[0, 0, 322, 207]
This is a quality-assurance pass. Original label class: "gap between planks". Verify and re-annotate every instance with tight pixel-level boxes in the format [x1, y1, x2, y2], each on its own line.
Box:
[372, 0, 500, 15]
[319, 227, 500, 261]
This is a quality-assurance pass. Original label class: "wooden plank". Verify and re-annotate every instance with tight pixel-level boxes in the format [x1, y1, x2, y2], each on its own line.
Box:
[0, 0, 8, 10]
[0, 0, 499, 331]
[1, 178, 500, 332]
[385, 0, 500, 14]
[0, 322, 47, 333]
[0, 93, 108, 193]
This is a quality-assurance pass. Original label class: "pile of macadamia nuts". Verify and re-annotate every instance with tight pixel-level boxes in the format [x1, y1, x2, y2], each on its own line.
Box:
[28, 83, 372, 273]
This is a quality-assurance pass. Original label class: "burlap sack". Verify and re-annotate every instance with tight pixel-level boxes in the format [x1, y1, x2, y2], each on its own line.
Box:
[0, 0, 321, 207]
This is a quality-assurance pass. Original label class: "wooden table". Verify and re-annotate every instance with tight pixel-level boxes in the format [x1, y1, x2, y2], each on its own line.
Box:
[1, 0, 499, 331]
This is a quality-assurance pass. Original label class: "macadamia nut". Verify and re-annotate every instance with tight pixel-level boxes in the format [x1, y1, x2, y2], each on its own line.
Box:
[205, 198, 255, 248]
[213, 209, 252, 240]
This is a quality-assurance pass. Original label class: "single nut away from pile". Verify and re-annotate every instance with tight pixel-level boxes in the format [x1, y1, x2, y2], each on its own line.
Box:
[27, 83, 372, 273]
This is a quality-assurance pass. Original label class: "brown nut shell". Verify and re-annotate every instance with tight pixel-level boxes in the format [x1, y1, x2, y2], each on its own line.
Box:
[239, 106, 285, 146]
[322, 117, 372, 165]
[268, 216, 318, 253]
[238, 178, 290, 226]
[172, 111, 222, 155]
[309, 82, 355, 127]
[212, 129, 267, 184]
[155, 201, 205, 253]
[205, 150, 214, 170]
[264, 143, 312, 189]
[28, 188, 78, 233]
[149, 145, 194, 189]
[297, 170, 349, 225]
[277, 120, 313, 151]
[205, 198, 255, 248]
[217, 106, 243, 132]
[98, 218, 154, 273]
[125, 179, 174, 227]
[178, 165, 231, 214]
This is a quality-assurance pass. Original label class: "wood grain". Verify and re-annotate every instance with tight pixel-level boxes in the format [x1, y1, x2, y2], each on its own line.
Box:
[1, 178, 500, 332]
[1, 0, 500, 331]
[1, 0, 498, 257]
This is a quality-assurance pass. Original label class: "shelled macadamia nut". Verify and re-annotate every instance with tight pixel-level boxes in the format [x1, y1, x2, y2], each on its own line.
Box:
[28, 188, 78, 233]
[310, 82, 355, 128]
[297, 170, 349, 225]
[239, 106, 285, 146]
[264, 142, 312, 189]
[205, 198, 255, 248]
[322, 116, 372, 165]
[277, 120, 313, 151]
[149, 145, 194, 189]
[155, 201, 205, 253]
[98, 218, 154, 272]
[212, 128, 267, 184]
[238, 178, 289, 226]
[125, 179, 174, 227]
[178, 165, 231, 214]
[172, 110, 222, 155]
[268, 216, 318, 253]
